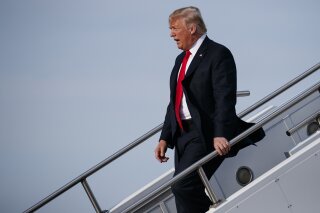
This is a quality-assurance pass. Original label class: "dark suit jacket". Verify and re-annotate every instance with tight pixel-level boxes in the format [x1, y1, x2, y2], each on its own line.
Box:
[160, 36, 264, 156]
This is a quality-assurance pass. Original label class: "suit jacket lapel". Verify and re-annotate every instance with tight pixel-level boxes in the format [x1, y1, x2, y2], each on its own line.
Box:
[184, 37, 209, 79]
[169, 36, 209, 101]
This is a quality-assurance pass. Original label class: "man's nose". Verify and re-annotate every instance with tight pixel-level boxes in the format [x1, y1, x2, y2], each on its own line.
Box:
[170, 30, 174, 37]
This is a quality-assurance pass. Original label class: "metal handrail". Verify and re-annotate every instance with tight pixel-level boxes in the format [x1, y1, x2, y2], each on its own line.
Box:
[123, 80, 320, 213]
[24, 123, 163, 213]
[24, 63, 319, 213]
[286, 111, 320, 136]
[236, 90, 250, 97]
[23, 91, 248, 213]
[238, 63, 320, 118]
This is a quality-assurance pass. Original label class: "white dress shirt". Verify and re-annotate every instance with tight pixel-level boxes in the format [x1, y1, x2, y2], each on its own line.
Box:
[179, 34, 206, 120]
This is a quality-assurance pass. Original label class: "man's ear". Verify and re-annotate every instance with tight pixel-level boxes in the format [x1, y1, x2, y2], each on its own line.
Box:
[190, 24, 197, 35]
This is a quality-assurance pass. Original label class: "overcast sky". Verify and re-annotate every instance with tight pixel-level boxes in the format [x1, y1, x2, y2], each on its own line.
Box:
[1, 1, 320, 213]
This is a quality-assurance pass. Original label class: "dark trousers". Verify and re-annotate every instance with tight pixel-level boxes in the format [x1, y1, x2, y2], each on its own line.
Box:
[171, 121, 225, 213]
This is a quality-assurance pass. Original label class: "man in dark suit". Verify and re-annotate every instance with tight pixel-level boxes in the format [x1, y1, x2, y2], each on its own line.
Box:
[154, 6, 263, 213]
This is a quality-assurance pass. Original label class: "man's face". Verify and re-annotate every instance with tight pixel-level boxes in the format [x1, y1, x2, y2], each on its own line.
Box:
[169, 18, 193, 51]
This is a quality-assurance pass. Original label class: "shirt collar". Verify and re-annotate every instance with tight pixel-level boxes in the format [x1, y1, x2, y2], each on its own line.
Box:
[189, 34, 206, 56]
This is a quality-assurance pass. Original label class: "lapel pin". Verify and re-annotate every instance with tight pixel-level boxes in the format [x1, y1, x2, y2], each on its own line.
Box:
[199, 54, 203, 57]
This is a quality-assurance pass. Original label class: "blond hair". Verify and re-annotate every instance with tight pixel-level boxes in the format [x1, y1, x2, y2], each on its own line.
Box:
[169, 6, 207, 35]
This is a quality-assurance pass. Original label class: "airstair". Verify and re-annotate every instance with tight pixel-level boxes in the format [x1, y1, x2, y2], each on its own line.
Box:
[24, 62, 320, 213]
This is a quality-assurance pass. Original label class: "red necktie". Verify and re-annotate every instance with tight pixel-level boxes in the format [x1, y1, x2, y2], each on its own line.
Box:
[175, 50, 191, 130]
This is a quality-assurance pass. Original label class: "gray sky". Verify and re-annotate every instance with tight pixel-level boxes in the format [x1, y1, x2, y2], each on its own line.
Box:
[0, 1, 319, 212]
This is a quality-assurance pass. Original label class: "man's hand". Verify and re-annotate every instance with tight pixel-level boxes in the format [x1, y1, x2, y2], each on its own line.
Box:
[213, 137, 230, 156]
[154, 140, 169, 163]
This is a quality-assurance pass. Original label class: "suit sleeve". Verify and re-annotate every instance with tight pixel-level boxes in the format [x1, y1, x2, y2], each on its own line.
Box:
[159, 103, 174, 149]
[211, 48, 238, 139]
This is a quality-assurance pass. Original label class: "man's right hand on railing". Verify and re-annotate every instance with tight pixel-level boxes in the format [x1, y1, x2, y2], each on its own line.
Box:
[155, 140, 169, 163]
